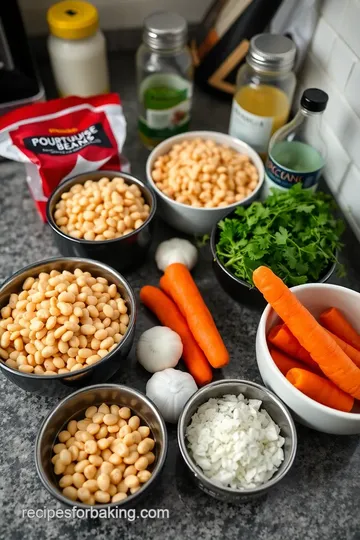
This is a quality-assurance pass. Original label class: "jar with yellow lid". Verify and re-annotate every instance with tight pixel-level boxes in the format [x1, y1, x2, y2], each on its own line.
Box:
[47, 0, 109, 97]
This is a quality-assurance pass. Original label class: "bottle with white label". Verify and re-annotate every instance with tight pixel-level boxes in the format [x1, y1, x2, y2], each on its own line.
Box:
[264, 88, 328, 197]
[229, 34, 296, 160]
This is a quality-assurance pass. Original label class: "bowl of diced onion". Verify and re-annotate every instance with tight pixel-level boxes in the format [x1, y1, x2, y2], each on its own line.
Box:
[177, 379, 297, 502]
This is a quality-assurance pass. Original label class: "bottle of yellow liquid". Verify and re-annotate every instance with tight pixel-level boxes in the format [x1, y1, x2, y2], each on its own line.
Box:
[229, 34, 296, 160]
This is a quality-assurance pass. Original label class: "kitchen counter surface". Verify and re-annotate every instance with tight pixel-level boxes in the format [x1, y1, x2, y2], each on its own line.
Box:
[0, 52, 360, 540]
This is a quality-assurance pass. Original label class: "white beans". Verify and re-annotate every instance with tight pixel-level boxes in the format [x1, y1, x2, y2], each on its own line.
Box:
[0, 269, 129, 375]
[54, 177, 150, 240]
[53, 404, 155, 505]
[152, 138, 259, 208]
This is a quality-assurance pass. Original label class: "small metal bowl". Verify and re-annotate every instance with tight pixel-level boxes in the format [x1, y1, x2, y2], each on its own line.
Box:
[0, 258, 136, 397]
[210, 210, 336, 308]
[46, 171, 157, 273]
[35, 384, 168, 508]
[178, 379, 297, 503]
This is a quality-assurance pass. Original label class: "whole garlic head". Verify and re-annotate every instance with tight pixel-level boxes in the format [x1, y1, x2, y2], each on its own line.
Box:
[137, 326, 183, 373]
[146, 368, 198, 423]
[155, 238, 198, 272]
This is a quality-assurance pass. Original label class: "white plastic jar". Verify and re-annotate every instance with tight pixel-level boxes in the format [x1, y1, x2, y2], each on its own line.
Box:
[47, 0, 109, 97]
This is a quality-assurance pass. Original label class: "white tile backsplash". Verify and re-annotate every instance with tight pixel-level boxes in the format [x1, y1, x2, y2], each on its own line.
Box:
[339, 0, 360, 57]
[299, 4, 360, 241]
[310, 18, 336, 69]
[344, 62, 360, 118]
[327, 37, 357, 91]
[338, 164, 360, 231]
[321, 0, 348, 32]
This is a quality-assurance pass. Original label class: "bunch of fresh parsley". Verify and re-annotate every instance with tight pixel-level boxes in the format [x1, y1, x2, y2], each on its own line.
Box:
[216, 184, 345, 287]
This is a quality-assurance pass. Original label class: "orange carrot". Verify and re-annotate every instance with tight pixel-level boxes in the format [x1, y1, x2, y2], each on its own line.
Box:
[140, 285, 212, 386]
[253, 266, 360, 399]
[320, 307, 360, 350]
[286, 368, 354, 412]
[268, 324, 320, 372]
[270, 347, 309, 376]
[162, 263, 229, 368]
[159, 275, 186, 317]
[324, 329, 360, 369]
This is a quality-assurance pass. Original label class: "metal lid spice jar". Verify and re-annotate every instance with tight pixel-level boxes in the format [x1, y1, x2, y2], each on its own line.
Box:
[136, 11, 194, 149]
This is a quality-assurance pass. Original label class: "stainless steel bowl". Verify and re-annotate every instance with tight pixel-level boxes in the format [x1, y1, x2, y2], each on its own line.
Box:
[0, 258, 136, 396]
[46, 171, 157, 273]
[35, 384, 168, 508]
[177, 379, 297, 503]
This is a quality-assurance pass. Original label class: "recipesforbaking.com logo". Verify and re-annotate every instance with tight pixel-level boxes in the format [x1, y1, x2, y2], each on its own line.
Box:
[21, 506, 170, 521]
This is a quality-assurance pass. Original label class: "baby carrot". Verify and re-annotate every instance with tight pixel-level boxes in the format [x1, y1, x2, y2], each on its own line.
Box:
[268, 324, 320, 372]
[286, 368, 354, 412]
[140, 285, 212, 386]
[162, 263, 229, 369]
[253, 265, 360, 399]
[320, 307, 360, 350]
[270, 347, 309, 376]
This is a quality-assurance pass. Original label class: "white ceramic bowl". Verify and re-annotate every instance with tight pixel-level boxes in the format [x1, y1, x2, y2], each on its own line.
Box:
[256, 283, 360, 435]
[146, 131, 264, 235]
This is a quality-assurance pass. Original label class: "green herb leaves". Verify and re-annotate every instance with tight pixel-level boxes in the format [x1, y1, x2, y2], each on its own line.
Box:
[216, 185, 345, 287]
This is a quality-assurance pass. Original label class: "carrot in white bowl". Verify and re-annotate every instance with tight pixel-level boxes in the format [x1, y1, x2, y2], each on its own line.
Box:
[320, 307, 360, 350]
[253, 265, 360, 400]
[286, 368, 354, 413]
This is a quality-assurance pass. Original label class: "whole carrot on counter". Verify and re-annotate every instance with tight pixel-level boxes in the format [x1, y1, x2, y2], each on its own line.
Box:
[268, 324, 320, 372]
[140, 285, 213, 386]
[161, 263, 229, 369]
[320, 307, 360, 350]
[270, 347, 310, 376]
[286, 368, 354, 413]
[253, 265, 360, 399]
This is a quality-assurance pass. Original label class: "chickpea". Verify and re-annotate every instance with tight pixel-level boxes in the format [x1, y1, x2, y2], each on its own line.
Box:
[137, 470, 152, 483]
[83, 479, 98, 493]
[112, 492, 127, 503]
[94, 491, 110, 504]
[63, 486, 78, 501]
[97, 473, 110, 492]
[138, 438, 155, 455]
[128, 416, 140, 431]
[138, 426, 150, 439]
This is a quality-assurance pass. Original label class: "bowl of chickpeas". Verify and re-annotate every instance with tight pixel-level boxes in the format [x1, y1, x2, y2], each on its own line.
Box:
[47, 171, 157, 272]
[146, 131, 264, 235]
[35, 384, 168, 507]
[0, 258, 136, 396]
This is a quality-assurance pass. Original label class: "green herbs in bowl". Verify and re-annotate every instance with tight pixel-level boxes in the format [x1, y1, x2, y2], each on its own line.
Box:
[216, 185, 345, 287]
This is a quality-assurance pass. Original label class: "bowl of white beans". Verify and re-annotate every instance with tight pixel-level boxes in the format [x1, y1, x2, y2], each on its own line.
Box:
[0, 258, 136, 396]
[47, 171, 157, 272]
[35, 384, 168, 507]
[146, 131, 264, 235]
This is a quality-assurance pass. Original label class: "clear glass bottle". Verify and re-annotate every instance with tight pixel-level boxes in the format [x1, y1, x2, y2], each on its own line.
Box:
[264, 88, 329, 196]
[136, 11, 193, 149]
[229, 34, 296, 160]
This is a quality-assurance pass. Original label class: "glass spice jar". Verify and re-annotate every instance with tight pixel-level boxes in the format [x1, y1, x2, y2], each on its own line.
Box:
[136, 11, 194, 149]
[228, 33, 297, 160]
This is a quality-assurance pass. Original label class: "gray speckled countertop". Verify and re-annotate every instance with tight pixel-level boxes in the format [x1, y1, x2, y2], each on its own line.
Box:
[1, 53, 360, 540]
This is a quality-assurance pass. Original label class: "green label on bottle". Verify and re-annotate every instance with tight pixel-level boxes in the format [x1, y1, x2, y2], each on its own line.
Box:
[144, 86, 188, 110]
[139, 73, 192, 141]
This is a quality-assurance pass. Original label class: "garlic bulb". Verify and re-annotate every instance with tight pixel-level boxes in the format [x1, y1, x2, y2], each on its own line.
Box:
[146, 368, 198, 423]
[155, 238, 198, 272]
[137, 326, 183, 373]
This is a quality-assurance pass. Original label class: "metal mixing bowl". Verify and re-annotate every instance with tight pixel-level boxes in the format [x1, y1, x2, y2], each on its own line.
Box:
[0, 258, 136, 396]
[177, 379, 297, 503]
[35, 384, 168, 508]
[46, 171, 157, 273]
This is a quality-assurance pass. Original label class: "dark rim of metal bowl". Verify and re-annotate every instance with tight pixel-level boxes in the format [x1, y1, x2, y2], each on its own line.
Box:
[0, 257, 136, 380]
[210, 211, 337, 291]
[46, 171, 157, 245]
